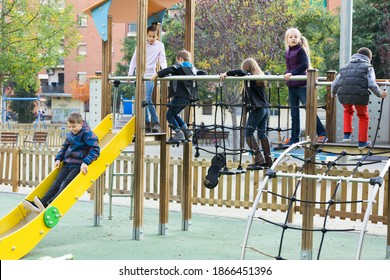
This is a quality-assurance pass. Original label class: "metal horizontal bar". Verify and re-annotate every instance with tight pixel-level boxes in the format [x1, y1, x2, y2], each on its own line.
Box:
[273, 172, 372, 184]
[109, 74, 307, 82]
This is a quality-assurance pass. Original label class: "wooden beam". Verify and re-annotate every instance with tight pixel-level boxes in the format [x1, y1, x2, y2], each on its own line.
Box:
[301, 69, 318, 259]
[133, 0, 148, 240]
[181, 0, 195, 231]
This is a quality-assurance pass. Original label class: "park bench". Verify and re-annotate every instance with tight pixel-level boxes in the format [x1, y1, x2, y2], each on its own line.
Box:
[24, 131, 48, 147]
[0, 132, 19, 146]
[198, 130, 230, 145]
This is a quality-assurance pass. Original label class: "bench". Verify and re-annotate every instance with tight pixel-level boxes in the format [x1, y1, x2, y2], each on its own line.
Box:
[24, 131, 48, 147]
[0, 132, 19, 146]
[198, 130, 230, 145]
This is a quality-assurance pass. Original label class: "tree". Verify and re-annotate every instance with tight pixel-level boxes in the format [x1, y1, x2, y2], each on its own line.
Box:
[289, 1, 340, 75]
[0, 0, 80, 91]
[163, 0, 291, 160]
[114, 36, 137, 99]
[352, 0, 390, 78]
[9, 83, 36, 123]
[70, 80, 89, 118]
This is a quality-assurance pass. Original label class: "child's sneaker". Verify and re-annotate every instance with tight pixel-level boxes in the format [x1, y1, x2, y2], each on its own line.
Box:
[342, 133, 351, 142]
[22, 199, 41, 213]
[316, 136, 328, 144]
[34, 196, 47, 212]
[172, 131, 185, 141]
[358, 141, 372, 149]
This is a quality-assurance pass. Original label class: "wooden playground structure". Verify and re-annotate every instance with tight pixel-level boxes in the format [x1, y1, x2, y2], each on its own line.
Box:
[74, 0, 390, 260]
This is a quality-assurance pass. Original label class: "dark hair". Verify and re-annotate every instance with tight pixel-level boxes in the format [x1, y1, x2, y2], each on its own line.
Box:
[357, 47, 372, 60]
[147, 25, 157, 33]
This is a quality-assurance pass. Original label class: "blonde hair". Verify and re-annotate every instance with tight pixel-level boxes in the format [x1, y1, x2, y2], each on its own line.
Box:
[285, 28, 312, 68]
[66, 112, 83, 124]
[241, 58, 266, 87]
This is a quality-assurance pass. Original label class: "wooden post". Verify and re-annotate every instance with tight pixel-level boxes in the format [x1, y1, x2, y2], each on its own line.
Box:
[93, 15, 113, 227]
[326, 71, 337, 142]
[11, 148, 19, 192]
[300, 69, 318, 260]
[159, 80, 170, 235]
[133, 0, 147, 240]
[181, 0, 195, 231]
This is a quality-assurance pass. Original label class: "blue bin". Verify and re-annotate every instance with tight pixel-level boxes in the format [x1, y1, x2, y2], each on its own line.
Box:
[123, 98, 134, 115]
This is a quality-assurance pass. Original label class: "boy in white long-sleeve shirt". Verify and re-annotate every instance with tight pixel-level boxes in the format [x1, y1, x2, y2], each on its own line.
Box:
[128, 24, 167, 133]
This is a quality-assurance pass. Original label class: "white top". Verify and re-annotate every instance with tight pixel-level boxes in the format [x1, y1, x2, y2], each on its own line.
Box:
[128, 40, 167, 76]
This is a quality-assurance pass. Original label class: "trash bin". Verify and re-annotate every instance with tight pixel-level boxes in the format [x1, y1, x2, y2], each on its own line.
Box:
[123, 98, 133, 115]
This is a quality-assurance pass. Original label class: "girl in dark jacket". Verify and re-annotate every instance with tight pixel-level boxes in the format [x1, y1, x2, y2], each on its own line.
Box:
[220, 58, 272, 169]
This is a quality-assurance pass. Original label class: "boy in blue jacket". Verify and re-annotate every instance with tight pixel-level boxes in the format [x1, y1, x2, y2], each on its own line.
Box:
[23, 112, 100, 213]
[151, 49, 207, 141]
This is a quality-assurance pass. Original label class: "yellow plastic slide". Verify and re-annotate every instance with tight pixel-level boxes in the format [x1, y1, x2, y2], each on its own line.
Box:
[0, 114, 136, 260]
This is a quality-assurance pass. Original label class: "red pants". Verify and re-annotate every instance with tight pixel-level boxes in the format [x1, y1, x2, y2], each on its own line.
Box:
[343, 104, 369, 142]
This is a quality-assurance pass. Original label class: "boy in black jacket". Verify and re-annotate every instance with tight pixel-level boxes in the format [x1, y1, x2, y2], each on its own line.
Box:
[151, 49, 206, 141]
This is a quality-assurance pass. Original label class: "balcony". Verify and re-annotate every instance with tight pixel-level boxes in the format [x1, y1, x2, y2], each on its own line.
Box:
[41, 84, 65, 94]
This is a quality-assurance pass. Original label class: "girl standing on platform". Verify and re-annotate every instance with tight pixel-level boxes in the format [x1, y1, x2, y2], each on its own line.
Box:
[283, 28, 327, 146]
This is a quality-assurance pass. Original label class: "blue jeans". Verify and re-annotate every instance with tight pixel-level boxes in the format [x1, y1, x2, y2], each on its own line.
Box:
[288, 86, 326, 143]
[41, 165, 80, 205]
[166, 97, 190, 130]
[245, 107, 270, 139]
[145, 81, 159, 123]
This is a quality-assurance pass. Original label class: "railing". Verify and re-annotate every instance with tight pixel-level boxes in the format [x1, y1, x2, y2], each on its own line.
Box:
[0, 147, 387, 225]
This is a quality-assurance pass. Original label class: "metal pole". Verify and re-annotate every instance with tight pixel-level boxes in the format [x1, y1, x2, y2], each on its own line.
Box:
[339, 0, 353, 68]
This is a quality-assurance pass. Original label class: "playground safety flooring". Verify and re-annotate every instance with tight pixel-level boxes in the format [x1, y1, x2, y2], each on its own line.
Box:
[0, 190, 388, 260]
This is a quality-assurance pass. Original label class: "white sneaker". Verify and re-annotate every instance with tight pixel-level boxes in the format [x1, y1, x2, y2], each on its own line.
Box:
[22, 199, 41, 213]
[34, 196, 46, 212]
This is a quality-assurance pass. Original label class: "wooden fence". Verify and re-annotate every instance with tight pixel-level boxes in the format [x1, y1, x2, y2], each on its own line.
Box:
[0, 147, 387, 225]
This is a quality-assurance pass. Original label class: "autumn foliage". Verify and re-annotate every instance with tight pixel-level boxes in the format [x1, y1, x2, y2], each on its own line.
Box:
[70, 80, 90, 103]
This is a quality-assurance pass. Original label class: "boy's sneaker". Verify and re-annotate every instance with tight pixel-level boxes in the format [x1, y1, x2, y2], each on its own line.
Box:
[22, 199, 41, 213]
[183, 129, 193, 140]
[34, 196, 47, 212]
[358, 141, 372, 149]
[316, 136, 328, 144]
[172, 131, 185, 141]
[342, 133, 351, 142]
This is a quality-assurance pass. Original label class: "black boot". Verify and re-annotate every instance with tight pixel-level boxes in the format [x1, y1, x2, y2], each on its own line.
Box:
[260, 137, 273, 168]
[145, 122, 151, 133]
[245, 136, 264, 167]
[151, 122, 160, 133]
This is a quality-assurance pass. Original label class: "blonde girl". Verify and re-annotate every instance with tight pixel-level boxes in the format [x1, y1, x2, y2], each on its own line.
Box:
[283, 27, 327, 145]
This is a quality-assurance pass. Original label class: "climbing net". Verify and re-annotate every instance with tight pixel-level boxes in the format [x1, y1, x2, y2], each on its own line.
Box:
[168, 77, 390, 260]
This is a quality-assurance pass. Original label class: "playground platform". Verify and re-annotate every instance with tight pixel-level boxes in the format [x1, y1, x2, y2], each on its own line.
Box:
[0, 190, 387, 260]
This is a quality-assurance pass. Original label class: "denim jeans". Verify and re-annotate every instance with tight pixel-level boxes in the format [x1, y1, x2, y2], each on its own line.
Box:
[245, 107, 270, 139]
[166, 97, 190, 130]
[288, 86, 326, 143]
[41, 165, 80, 205]
[145, 81, 159, 123]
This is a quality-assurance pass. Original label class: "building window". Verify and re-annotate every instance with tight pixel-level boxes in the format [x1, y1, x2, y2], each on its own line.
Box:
[78, 72, 87, 83]
[78, 13, 88, 26]
[78, 43, 87, 56]
[127, 23, 137, 36]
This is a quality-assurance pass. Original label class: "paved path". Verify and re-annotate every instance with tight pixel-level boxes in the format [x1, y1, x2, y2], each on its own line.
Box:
[0, 191, 387, 260]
